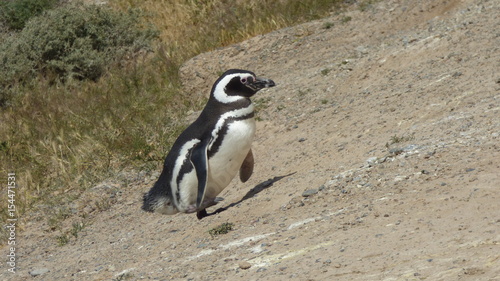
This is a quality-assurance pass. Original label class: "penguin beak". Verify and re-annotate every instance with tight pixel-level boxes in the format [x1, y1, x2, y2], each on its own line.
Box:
[252, 77, 276, 90]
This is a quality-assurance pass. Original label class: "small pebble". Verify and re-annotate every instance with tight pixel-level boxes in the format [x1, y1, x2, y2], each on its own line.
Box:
[256, 267, 267, 272]
[366, 157, 378, 166]
[389, 148, 404, 155]
[239, 261, 252, 270]
[424, 151, 435, 158]
[394, 176, 407, 182]
[302, 189, 318, 197]
[30, 268, 50, 277]
[298, 138, 306, 142]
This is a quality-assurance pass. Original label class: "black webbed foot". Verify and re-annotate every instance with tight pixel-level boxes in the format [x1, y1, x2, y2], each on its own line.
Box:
[196, 209, 208, 220]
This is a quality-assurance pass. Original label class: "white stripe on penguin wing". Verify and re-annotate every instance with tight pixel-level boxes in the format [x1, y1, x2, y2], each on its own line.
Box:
[170, 139, 200, 205]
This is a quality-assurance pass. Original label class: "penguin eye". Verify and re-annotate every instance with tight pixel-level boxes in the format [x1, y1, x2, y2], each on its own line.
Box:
[241, 76, 254, 84]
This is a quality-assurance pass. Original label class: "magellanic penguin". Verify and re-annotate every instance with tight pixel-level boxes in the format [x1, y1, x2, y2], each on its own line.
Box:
[142, 69, 276, 219]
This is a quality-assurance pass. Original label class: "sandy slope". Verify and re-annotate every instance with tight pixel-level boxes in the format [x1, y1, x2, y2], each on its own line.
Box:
[2, 0, 499, 280]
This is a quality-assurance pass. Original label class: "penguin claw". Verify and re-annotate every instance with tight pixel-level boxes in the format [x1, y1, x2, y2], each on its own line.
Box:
[186, 205, 198, 213]
[200, 197, 224, 208]
[187, 197, 225, 217]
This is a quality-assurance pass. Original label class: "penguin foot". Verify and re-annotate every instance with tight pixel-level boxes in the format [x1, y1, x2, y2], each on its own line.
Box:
[186, 197, 224, 215]
[200, 197, 224, 209]
[195, 197, 227, 219]
[196, 209, 208, 220]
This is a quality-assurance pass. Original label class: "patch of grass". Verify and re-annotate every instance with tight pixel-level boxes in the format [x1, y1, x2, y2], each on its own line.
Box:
[323, 22, 334, 29]
[385, 133, 415, 148]
[47, 207, 71, 231]
[255, 96, 272, 117]
[255, 97, 272, 107]
[55, 220, 88, 246]
[70, 221, 85, 238]
[95, 198, 112, 213]
[209, 222, 234, 237]
[297, 88, 311, 100]
[112, 0, 346, 56]
[390, 134, 415, 144]
[341, 16, 352, 23]
[56, 234, 70, 246]
[359, 0, 380, 12]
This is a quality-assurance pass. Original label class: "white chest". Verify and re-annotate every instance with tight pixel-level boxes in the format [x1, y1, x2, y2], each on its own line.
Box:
[206, 118, 256, 196]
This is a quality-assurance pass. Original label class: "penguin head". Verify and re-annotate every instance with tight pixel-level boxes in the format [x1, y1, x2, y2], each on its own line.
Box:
[142, 192, 179, 215]
[211, 69, 275, 103]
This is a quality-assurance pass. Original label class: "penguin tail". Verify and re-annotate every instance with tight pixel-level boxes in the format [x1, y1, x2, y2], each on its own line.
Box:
[141, 192, 155, 212]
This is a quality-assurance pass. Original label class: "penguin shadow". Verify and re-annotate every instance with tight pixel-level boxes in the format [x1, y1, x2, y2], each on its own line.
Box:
[205, 172, 297, 218]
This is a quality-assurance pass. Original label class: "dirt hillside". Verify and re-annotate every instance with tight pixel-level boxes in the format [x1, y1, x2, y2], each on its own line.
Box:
[2, 0, 499, 280]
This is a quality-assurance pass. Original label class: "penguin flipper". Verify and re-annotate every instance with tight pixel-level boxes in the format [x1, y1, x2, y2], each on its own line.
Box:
[239, 149, 254, 183]
[190, 140, 209, 209]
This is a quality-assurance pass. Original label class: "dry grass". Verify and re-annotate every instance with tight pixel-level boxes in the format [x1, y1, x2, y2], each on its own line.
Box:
[0, 0, 355, 243]
[110, 0, 344, 60]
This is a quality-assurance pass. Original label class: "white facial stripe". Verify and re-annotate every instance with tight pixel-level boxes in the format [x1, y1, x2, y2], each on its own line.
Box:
[209, 104, 255, 151]
[213, 73, 254, 103]
[170, 139, 200, 204]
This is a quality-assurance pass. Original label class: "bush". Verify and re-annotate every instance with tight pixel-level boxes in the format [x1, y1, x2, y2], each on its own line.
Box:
[0, 0, 57, 31]
[0, 2, 158, 104]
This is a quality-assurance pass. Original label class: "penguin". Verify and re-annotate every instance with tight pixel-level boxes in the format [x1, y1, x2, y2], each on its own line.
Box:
[142, 69, 275, 219]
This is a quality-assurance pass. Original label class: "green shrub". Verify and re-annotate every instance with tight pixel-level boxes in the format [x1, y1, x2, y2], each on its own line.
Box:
[0, 0, 57, 31]
[209, 222, 234, 237]
[0, 2, 158, 104]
